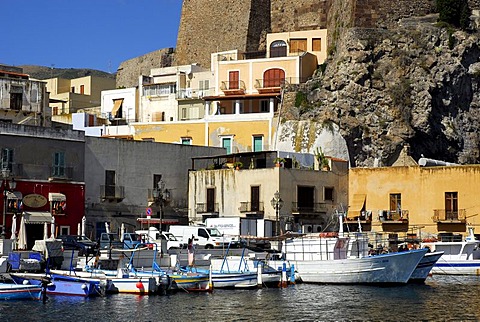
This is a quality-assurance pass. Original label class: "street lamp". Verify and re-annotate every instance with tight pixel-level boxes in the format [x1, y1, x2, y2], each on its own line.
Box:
[152, 180, 170, 232]
[270, 190, 284, 236]
[2, 168, 16, 238]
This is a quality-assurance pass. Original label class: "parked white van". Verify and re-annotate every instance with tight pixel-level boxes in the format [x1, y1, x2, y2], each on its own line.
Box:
[135, 227, 184, 250]
[168, 225, 232, 249]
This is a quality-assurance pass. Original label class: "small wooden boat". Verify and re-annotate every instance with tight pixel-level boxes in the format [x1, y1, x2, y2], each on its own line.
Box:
[0, 283, 42, 300]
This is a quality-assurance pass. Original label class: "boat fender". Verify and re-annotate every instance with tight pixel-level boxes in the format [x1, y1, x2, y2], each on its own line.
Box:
[22, 280, 30, 285]
[81, 283, 88, 290]
[136, 281, 144, 289]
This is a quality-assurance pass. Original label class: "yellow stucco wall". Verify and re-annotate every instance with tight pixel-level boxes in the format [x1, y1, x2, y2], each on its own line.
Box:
[133, 119, 272, 150]
[349, 165, 480, 235]
[133, 122, 206, 145]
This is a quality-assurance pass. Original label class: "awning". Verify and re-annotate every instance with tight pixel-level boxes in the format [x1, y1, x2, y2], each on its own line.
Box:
[6, 191, 22, 199]
[111, 98, 123, 117]
[23, 212, 53, 224]
[48, 192, 66, 202]
[348, 194, 366, 218]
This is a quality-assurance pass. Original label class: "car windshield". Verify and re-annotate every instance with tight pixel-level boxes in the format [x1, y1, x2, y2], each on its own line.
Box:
[206, 228, 222, 237]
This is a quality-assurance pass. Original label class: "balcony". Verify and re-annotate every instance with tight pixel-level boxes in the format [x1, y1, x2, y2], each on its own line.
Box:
[239, 202, 264, 213]
[100, 184, 125, 201]
[254, 79, 284, 94]
[433, 209, 467, 223]
[292, 202, 327, 214]
[196, 203, 219, 214]
[379, 210, 409, 223]
[220, 81, 246, 95]
[49, 166, 73, 180]
[177, 88, 212, 100]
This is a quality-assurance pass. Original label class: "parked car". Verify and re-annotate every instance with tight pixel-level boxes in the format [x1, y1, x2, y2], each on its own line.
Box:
[99, 232, 124, 250]
[57, 235, 99, 256]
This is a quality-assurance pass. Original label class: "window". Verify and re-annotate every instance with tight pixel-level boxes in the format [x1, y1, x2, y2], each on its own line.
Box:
[290, 39, 307, 53]
[181, 107, 187, 120]
[1, 148, 13, 171]
[71, 86, 75, 93]
[263, 68, 285, 88]
[153, 174, 162, 189]
[105, 170, 116, 198]
[222, 137, 232, 154]
[260, 100, 269, 112]
[198, 228, 209, 238]
[297, 186, 315, 211]
[324, 187, 334, 201]
[181, 138, 192, 145]
[251, 186, 260, 211]
[206, 188, 215, 212]
[80, 85, 85, 94]
[229, 71, 239, 90]
[270, 40, 287, 57]
[312, 38, 322, 51]
[389, 193, 401, 213]
[445, 192, 458, 220]
[53, 152, 65, 177]
[10, 87, 22, 110]
[253, 136, 263, 152]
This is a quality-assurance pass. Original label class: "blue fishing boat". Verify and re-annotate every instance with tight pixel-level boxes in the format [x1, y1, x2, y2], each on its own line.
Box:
[0, 283, 42, 300]
[10, 272, 107, 297]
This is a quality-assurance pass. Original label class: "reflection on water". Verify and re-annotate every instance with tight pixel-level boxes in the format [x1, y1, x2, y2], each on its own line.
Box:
[1, 275, 480, 321]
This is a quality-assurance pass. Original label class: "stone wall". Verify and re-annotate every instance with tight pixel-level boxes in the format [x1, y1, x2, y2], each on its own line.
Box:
[116, 48, 175, 88]
[174, 0, 270, 68]
[270, 0, 330, 31]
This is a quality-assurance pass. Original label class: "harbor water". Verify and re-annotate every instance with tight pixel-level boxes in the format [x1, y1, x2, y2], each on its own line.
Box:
[1, 275, 480, 321]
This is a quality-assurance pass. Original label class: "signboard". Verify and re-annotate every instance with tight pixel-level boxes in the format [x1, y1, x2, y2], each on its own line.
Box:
[23, 194, 48, 208]
[146, 207, 152, 219]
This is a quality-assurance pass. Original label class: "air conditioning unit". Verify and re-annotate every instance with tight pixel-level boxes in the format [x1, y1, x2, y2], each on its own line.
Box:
[302, 224, 313, 234]
[313, 225, 323, 233]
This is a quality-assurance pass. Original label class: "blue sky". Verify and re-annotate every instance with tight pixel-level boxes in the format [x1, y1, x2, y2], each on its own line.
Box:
[2, 0, 183, 73]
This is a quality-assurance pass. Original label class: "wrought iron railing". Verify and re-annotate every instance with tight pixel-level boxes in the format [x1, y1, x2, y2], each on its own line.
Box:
[196, 203, 219, 213]
[292, 202, 327, 213]
[379, 210, 410, 222]
[220, 80, 246, 92]
[239, 202, 264, 213]
[49, 166, 73, 179]
[100, 185, 125, 200]
[433, 209, 467, 222]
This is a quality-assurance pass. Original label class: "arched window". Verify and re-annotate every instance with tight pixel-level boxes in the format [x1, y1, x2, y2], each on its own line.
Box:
[263, 68, 285, 88]
[270, 40, 287, 58]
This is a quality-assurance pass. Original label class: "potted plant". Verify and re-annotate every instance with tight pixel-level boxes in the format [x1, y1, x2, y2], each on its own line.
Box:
[314, 147, 330, 171]
[233, 161, 243, 170]
[273, 157, 285, 167]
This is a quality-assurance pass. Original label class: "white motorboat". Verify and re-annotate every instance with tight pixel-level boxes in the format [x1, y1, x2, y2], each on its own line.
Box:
[422, 227, 480, 275]
[408, 251, 444, 283]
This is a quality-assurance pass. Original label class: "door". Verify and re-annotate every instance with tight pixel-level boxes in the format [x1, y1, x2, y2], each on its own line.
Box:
[229, 71, 239, 89]
[263, 68, 285, 88]
[105, 170, 116, 198]
[251, 186, 260, 211]
[297, 186, 314, 212]
[445, 192, 458, 220]
[206, 188, 215, 212]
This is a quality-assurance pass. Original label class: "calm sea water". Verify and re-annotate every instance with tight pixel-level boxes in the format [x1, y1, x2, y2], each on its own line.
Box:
[1, 275, 479, 321]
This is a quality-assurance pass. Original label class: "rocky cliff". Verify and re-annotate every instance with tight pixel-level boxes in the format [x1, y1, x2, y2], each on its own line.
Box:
[289, 15, 480, 166]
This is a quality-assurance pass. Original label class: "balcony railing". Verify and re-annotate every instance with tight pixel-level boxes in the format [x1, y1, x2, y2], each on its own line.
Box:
[176, 88, 212, 99]
[49, 166, 73, 179]
[433, 209, 467, 222]
[239, 202, 264, 213]
[196, 203, 219, 214]
[379, 210, 410, 222]
[100, 185, 125, 200]
[220, 81, 246, 94]
[292, 202, 327, 213]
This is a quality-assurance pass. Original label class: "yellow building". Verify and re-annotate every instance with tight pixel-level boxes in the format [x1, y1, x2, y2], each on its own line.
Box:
[348, 164, 480, 238]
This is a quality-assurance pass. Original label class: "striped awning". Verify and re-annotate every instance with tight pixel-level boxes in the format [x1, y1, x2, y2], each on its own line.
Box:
[348, 194, 366, 218]
[23, 212, 53, 224]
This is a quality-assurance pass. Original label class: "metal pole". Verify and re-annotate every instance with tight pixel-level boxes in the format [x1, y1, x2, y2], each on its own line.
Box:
[2, 182, 6, 238]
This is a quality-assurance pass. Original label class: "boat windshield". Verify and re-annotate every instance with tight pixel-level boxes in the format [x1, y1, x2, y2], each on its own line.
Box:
[206, 228, 222, 237]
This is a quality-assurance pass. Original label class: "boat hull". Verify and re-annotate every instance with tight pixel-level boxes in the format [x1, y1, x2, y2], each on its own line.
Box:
[11, 273, 104, 297]
[293, 249, 427, 284]
[409, 251, 444, 283]
[211, 272, 258, 289]
[0, 283, 42, 300]
[431, 259, 480, 275]
[170, 273, 211, 292]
